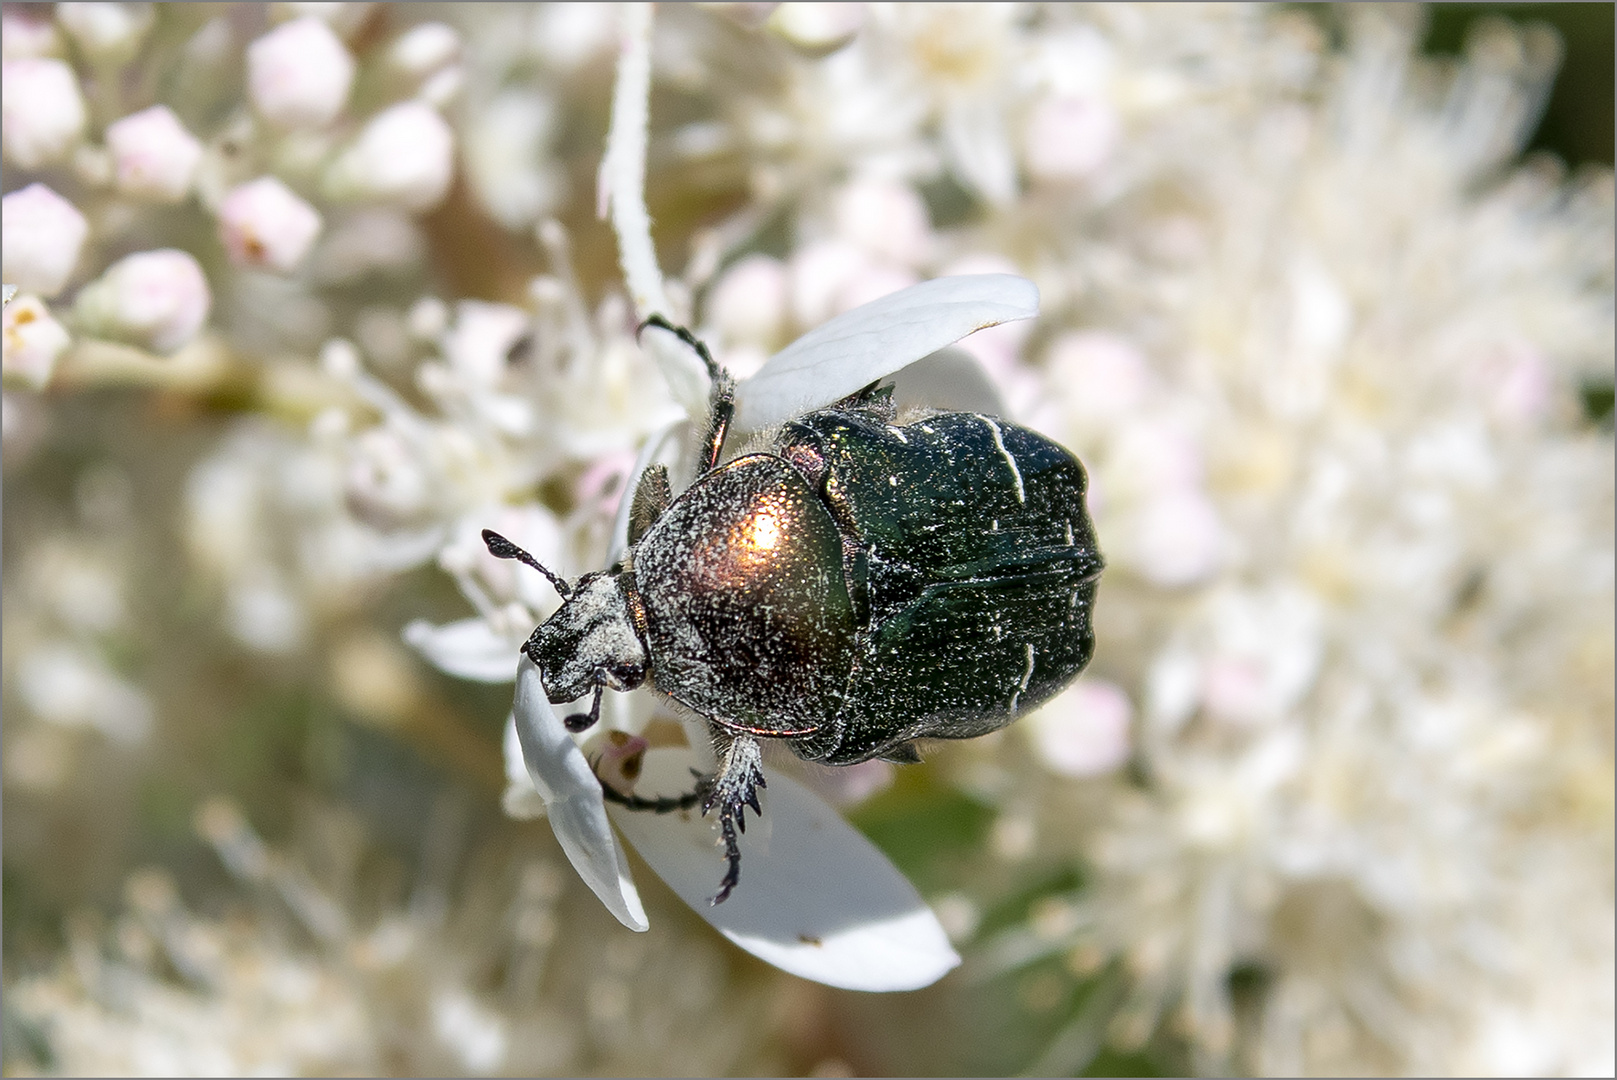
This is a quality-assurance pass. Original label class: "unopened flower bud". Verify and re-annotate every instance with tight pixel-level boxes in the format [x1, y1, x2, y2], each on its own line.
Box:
[217, 176, 322, 272]
[247, 17, 355, 129]
[1, 58, 87, 167]
[55, 2, 154, 68]
[1, 184, 89, 298]
[833, 178, 932, 267]
[2, 8, 63, 60]
[1026, 679, 1133, 777]
[326, 101, 454, 211]
[769, 3, 865, 55]
[387, 21, 460, 80]
[105, 105, 203, 203]
[74, 249, 211, 354]
[708, 254, 788, 348]
[3, 295, 72, 389]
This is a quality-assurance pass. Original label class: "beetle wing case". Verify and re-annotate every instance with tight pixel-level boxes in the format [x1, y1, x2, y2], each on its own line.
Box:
[777, 406, 1103, 765]
[633, 454, 857, 738]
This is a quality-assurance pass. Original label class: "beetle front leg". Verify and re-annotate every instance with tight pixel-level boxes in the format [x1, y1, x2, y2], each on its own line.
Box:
[705, 733, 766, 904]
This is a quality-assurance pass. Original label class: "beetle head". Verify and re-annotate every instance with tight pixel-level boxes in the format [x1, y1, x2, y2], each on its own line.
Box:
[534, 571, 648, 703]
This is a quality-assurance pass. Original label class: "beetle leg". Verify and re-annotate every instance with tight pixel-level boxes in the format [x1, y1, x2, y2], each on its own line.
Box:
[562, 681, 604, 733]
[597, 766, 709, 814]
[626, 463, 672, 546]
[638, 314, 735, 472]
[704, 734, 766, 904]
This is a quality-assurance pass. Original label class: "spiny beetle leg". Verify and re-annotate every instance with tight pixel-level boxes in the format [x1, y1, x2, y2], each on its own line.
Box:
[596, 766, 709, 814]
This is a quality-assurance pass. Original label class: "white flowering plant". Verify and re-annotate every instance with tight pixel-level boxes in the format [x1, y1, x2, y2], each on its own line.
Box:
[2, 3, 1612, 1077]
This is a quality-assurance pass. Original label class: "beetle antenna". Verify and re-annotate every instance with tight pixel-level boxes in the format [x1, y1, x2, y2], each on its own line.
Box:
[481, 529, 572, 599]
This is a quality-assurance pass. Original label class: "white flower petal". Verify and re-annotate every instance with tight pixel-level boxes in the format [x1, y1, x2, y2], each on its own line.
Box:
[513, 657, 648, 931]
[402, 617, 518, 683]
[501, 715, 547, 819]
[607, 748, 960, 991]
[733, 273, 1038, 433]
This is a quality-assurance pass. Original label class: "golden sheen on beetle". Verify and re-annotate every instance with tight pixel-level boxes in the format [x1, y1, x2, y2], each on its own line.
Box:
[485, 317, 1102, 903]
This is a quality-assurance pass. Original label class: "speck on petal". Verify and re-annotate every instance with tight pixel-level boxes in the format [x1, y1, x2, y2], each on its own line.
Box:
[512, 656, 648, 932]
[607, 748, 961, 991]
[734, 273, 1040, 433]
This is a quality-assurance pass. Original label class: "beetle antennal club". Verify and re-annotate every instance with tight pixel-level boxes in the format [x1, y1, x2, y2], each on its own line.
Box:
[481, 529, 572, 599]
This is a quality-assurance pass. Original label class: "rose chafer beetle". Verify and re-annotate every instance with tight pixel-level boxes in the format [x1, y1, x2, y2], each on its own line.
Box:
[485, 277, 1103, 903]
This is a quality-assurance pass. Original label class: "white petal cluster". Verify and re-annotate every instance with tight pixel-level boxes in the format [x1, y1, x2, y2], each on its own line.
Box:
[1, 4, 1610, 1076]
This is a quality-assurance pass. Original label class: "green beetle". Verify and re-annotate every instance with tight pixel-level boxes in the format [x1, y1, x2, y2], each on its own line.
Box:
[486, 276, 1102, 902]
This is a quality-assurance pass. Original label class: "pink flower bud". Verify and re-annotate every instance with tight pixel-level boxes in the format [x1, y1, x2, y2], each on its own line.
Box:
[105, 105, 203, 203]
[3, 294, 72, 389]
[217, 176, 322, 272]
[1, 184, 89, 298]
[1127, 489, 1223, 588]
[1026, 679, 1133, 777]
[247, 17, 355, 129]
[708, 254, 788, 348]
[1025, 96, 1120, 182]
[832, 178, 932, 267]
[326, 101, 454, 211]
[1, 8, 62, 60]
[1, 58, 87, 168]
[74, 249, 211, 354]
[1046, 330, 1151, 422]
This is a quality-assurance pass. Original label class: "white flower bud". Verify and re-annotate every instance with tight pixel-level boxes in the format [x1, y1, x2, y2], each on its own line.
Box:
[3, 295, 72, 389]
[105, 105, 203, 203]
[1, 58, 87, 167]
[247, 17, 355, 129]
[326, 101, 454, 211]
[55, 2, 155, 68]
[74, 249, 211, 354]
[769, 3, 865, 54]
[1, 184, 89, 298]
[216, 176, 322, 272]
[387, 21, 459, 80]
